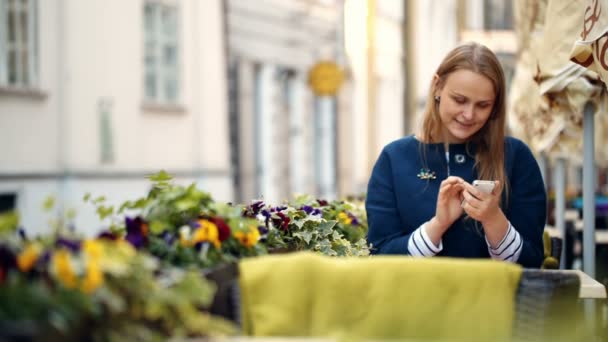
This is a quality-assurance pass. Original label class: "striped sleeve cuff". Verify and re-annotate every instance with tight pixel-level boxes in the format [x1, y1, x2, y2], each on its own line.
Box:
[407, 222, 443, 257]
[485, 221, 523, 263]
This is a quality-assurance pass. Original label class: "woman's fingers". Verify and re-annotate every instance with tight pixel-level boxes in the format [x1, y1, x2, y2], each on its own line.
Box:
[462, 189, 482, 209]
[492, 180, 503, 195]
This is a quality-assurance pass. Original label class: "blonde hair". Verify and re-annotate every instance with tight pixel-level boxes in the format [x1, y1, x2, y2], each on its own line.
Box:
[419, 42, 508, 204]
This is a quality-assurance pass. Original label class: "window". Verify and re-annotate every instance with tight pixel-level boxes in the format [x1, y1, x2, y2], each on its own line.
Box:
[0, 0, 38, 88]
[483, 0, 513, 30]
[143, 1, 180, 104]
[0, 193, 16, 213]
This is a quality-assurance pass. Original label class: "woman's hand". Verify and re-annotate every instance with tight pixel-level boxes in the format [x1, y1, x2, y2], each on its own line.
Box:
[432, 176, 465, 230]
[460, 180, 502, 224]
[425, 177, 465, 246]
[461, 180, 509, 247]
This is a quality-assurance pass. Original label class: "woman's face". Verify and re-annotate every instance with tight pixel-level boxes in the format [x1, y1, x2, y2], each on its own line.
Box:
[435, 69, 496, 144]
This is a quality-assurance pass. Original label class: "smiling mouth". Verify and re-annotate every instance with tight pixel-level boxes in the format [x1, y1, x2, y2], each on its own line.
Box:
[455, 120, 475, 127]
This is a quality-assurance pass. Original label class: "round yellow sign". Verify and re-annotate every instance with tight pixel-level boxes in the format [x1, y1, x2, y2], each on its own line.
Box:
[307, 61, 344, 96]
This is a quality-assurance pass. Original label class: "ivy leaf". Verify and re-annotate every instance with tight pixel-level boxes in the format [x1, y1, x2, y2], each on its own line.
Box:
[0, 211, 19, 234]
[317, 220, 336, 237]
[147, 170, 173, 183]
[42, 196, 55, 211]
[315, 239, 336, 256]
[96, 205, 114, 220]
[150, 220, 167, 234]
[92, 196, 106, 204]
[65, 208, 77, 220]
[293, 230, 314, 245]
[83, 193, 91, 202]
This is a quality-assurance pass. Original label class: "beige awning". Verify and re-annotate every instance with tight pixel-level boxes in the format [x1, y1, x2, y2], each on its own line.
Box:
[509, 0, 608, 166]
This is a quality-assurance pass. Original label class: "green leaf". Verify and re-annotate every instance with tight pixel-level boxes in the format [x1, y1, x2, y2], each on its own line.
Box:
[150, 220, 167, 234]
[83, 192, 91, 202]
[147, 170, 173, 183]
[65, 208, 77, 220]
[96, 205, 114, 220]
[92, 196, 106, 204]
[293, 230, 314, 244]
[317, 220, 337, 237]
[42, 196, 55, 211]
[174, 198, 198, 212]
[0, 211, 19, 234]
[133, 198, 149, 209]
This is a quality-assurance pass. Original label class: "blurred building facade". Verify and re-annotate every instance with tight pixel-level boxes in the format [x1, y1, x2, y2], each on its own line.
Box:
[225, 0, 406, 204]
[0, 0, 232, 235]
[0, 0, 516, 235]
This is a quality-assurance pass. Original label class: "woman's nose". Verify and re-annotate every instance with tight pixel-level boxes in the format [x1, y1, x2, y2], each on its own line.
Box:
[462, 105, 474, 120]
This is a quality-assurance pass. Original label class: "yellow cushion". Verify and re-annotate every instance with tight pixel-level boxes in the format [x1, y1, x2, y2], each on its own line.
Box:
[239, 252, 522, 341]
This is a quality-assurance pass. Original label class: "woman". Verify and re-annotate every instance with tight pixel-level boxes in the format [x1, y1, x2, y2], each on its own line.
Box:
[365, 42, 546, 267]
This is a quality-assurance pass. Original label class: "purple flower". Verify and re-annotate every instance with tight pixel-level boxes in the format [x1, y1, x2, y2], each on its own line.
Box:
[312, 208, 322, 216]
[348, 213, 360, 226]
[260, 209, 271, 227]
[0, 245, 16, 283]
[257, 225, 269, 235]
[125, 216, 149, 249]
[251, 201, 265, 214]
[98, 231, 119, 240]
[56, 237, 81, 252]
[161, 230, 175, 245]
[194, 241, 210, 252]
[188, 220, 201, 229]
[17, 227, 27, 240]
[301, 205, 313, 215]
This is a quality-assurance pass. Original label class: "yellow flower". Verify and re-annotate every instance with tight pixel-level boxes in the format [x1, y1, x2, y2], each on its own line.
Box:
[17, 243, 41, 272]
[234, 225, 260, 248]
[337, 212, 352, 225]
[83, 239, 103, 261]
[81, 259, 104, 293]
[192, 219, 221, 248]
[179, 225, 192, 247]
[52, 249, 77, 289]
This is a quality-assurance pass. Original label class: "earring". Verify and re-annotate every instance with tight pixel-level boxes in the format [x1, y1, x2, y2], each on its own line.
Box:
[434, 96, 440, 102]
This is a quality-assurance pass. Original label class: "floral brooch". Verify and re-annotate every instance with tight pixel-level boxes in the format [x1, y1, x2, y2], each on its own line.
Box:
[417, 168, 436, 180]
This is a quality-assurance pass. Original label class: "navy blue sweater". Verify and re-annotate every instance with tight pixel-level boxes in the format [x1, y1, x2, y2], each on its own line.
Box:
[365, 135, 546, 268]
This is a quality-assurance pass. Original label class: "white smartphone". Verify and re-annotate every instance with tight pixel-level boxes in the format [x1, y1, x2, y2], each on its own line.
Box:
[473, 180, 496, 194]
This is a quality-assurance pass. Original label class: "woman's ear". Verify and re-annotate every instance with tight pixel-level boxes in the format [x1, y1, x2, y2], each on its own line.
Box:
[432, 74, 442, 97]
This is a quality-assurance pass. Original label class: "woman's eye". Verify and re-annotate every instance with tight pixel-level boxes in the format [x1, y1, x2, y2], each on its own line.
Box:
[453, 97, 466, 104]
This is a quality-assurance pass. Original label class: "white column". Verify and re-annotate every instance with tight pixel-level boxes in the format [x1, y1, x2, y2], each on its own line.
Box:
[289, 73, 307, 195]
[314, 97, 337, 200]
[255, 64, 279, 203]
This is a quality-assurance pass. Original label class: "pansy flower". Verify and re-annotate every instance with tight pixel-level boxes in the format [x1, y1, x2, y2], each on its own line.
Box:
[52, 249, 77, 289]
[272, 212, 290, 231]
[210, 217, 231, 242]
[17, 243, 42, 272]
[257, 225, 269, 236]
[0, 245, 16, 283]
[97, 231, 119, 240]
[191, 219, 221, 248]
[125, 216, 149, 249]
[337, 212, 353, 225]
[348, 212, 360, 226]
[56, 237, 81, 253]
[301, 205, 314, 215]
[81, 239, 104, 293]
[234, 225, 261, 248]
